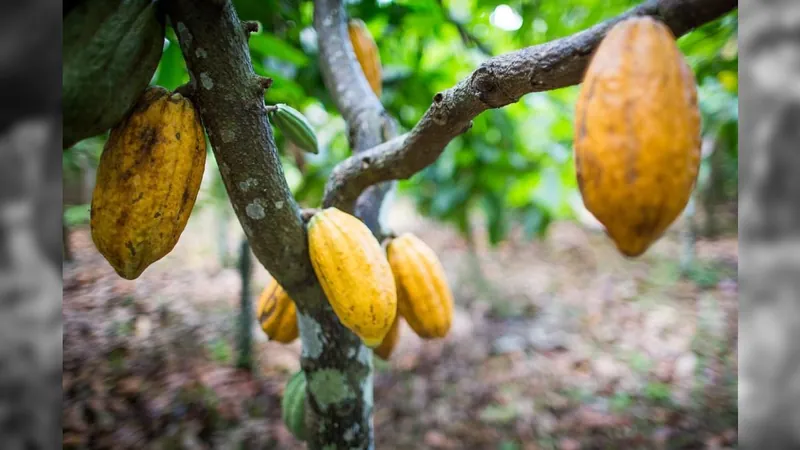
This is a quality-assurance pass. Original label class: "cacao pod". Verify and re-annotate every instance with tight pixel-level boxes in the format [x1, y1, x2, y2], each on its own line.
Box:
[63, 0, 165, 149]
[269, 104, 319, 154]
[307, 207, 397, 347]
[256, 278, 299, 343]
[374, 316, 401, 361]
[281, 370, 307, 441]
[574, 17, 701, 257]
[347, 18, 383, 97]
[90, 86, 207, 280]
[386, 233, 453, 339]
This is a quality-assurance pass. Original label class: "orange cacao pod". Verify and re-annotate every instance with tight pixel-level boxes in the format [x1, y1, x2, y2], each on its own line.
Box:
[347, 18, 382, 97]
[374, 316, 401, 361]
[256, 278, 299, 343]
[307, 208, 397, 347]
[386, 233, 453, 339]
[574, 16, 701, 257]
[90, 86, 207, 279]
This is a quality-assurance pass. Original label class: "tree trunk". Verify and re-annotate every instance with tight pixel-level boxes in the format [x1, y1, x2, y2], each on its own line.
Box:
[702, 137, 725, 238]
[63, 224, 72, 263]
[680, 193, 697, 276]
[236, 238, 253, 371]
[217, 209, 230, 268]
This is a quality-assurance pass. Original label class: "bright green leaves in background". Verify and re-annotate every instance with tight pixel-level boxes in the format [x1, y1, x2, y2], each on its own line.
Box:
[64, 0, 739, 246]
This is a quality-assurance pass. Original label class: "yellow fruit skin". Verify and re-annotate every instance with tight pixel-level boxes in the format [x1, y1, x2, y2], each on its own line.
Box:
[574, 17, 701, 257]
[347, 19, 382, 97]
[90, 86, 207, 279]
[308, 208, 397, 347]
[387, 233, 453, 339]
[374, 316, 400, 361]
[256, 279, 299, 343]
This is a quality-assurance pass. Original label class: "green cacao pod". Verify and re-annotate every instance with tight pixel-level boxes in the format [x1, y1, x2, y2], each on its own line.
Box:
[281, 370, 307, 441]
[90, 86, 207, 279]
[574, 17, 701, 257]
[63, 0, 165, 149]
[307, 207, 397, 347]
[269, 104, 319, 154]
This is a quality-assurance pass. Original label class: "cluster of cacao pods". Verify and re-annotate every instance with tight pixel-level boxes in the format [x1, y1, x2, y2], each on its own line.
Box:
[274, 207, 454, 440]
[574, 16, 701, 257]
[257, 207, 454, 362]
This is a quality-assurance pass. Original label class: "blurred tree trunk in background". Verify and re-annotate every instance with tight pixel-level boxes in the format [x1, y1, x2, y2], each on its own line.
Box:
[236, 237, 254, 371]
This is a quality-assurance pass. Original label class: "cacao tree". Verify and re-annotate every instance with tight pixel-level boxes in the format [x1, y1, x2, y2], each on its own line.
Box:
[63, 0, 738, 448]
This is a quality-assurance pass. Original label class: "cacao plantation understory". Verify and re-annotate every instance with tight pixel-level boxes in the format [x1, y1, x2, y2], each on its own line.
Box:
[62, 0, 737, 447]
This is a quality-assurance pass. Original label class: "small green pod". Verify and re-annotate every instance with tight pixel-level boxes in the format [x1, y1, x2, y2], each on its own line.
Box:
[281, 370, 308, 441]
[270, 103, 320, 154]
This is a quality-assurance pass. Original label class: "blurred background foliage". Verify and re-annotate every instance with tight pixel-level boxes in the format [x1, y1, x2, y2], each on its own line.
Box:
[63, 0, 738, 246]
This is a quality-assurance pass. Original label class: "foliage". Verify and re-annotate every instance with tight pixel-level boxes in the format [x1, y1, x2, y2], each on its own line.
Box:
[65, 0, 739, 246]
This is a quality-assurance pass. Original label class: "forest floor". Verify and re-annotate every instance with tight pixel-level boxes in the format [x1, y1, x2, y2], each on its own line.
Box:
[63, 197, 738, 450]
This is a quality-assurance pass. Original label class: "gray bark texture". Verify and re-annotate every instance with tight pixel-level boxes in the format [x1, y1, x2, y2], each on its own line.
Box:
[164, 0, 736, 448]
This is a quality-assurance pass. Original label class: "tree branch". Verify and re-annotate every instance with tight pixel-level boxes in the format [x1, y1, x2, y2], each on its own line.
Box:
[162, 0, 318, 300]
[164, 2, 379, 449]
[321, 0, 738, 211]
[315, 0, 400, 231]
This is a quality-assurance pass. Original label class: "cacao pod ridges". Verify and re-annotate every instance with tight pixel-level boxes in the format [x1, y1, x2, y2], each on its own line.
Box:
[307, 207, 397, 347]
[269, 103, 320, 155]
[256, 278, 299, 343]
[281, 371, 308, 441]
[573, 16, 701, 258]
[387, 233, 454, 340]
[90, 86, 207, 279]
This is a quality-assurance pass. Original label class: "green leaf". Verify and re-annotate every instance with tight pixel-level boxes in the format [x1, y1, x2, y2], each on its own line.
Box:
[153, 40, 189, 91]
[248, 32, 310, 67]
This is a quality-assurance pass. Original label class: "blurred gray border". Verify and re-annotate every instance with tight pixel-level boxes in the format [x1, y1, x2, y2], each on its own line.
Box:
[0, 0, 63, 449]
[739, 0, 800, 449]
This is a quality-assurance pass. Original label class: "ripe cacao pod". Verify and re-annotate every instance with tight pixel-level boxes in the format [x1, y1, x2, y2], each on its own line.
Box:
[90, 86, 207, 280]
[256, 278, 299, 343]
[63, 0, 165, 149]
[574, 17, 701, 257]
[281, 370, 307, 441]
[386, 233, 453, 339]
[347, 18, 383, 97]
[374, 316, 401, 361]
[269, 104, 319, 155]
[307, 208, 397, 347]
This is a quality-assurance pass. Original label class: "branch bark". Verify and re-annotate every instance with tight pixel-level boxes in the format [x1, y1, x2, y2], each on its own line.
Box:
[163, 2, 377, 449]
[321, 0, 738, 211]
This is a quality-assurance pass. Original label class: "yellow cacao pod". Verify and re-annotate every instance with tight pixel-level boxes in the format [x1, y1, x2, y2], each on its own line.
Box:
[256, 278, 299, 343]
[307, 208, 397, 347]
[347, 19, 382, 97]
[574, 17, 701, 257]
[90, 86, 207, 279]
[374, 316, 401, 361]
[387, 233, 453, 339]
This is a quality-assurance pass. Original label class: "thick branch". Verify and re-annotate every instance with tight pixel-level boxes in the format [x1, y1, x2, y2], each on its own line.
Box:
[322, 0, 738, 210]
[315, 0, 399, 229]
[165, 3, 376, 450]
[163, 0, 321, 301]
